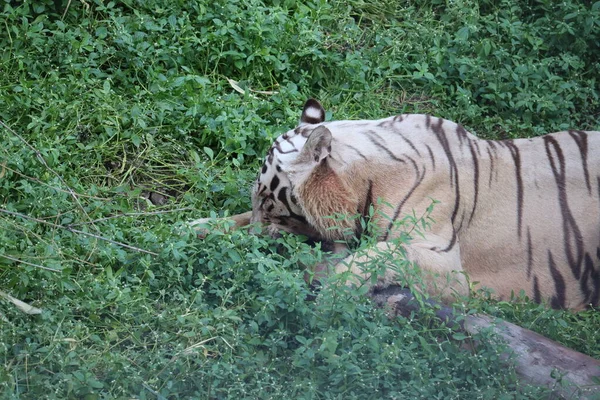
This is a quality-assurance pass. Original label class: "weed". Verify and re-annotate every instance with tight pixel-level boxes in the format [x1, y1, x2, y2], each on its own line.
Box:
[0, 0, 598, 398]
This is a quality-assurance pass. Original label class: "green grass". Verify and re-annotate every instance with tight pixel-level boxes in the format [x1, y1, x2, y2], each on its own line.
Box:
[1, 0, 599, 398]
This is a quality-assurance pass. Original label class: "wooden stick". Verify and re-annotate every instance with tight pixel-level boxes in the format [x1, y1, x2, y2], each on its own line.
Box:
[0, 208, 158, 256]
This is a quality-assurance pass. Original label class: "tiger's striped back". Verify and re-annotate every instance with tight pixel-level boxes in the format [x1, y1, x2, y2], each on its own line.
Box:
[250, 99, 600, 310]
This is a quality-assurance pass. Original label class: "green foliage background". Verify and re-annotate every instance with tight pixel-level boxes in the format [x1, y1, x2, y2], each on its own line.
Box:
[1, 0, 599, 398]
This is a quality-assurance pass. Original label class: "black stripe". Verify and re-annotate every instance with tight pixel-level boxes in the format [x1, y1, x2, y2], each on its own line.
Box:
[544, 135, 583, 280]
[533, 276, 541, 304]
[548, 251, 566, 309]
[486, 147, 495, 188]
[278, 186, 307, 224]
[488, 141, 500, 186]
[582, 179, 600, 306]
[581, 252, 600, 306]
[598, 177, 600, 257]
[472, 140, 482, 157]
[526, 228, 533, 279]
[456, 124, 468, 146]
[277, 187, 309, 227]
[279, 187, 295, 212]
[294, 127, 313, 137]
[439, 229, 458, 254]
[282, 134, 296, 147]
[362, 180, 374, 219]
[366, 131, 405, 163]
[431, 118, 460, 252]
[568, 130, 591, 194]
[504, 140, 523, 239]
[273, 139, 300, 155]
[397, 134, 421, 156]
[425, 144, 436, 171]
[376, 118, 398, 130]
[270, 175, 280, 192]
[467, 138, 479, 225]
[345, 144, 367, 160]
[288, 212, 308, 224]
[457, 210, 467, 234]
[386, 161, 426, 240]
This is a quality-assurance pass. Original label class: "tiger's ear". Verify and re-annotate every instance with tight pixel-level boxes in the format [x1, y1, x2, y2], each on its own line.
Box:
[298, 126, 332, 164]
[300, 99, 326, 124]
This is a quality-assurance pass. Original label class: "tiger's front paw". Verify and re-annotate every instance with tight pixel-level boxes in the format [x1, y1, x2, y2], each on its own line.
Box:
[188, 217, 214, 239]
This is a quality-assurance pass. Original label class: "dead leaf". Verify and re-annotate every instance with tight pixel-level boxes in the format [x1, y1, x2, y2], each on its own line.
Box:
[0, 290, 42, 315]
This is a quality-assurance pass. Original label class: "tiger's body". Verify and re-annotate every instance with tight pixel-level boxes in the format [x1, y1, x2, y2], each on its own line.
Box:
[195, 99, 600, 310]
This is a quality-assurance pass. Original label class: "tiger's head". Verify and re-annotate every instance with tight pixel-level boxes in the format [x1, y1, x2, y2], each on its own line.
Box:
[250, 99, 328, 240]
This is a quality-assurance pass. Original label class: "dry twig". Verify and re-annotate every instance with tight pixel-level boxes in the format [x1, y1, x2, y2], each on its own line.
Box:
[0, 208, 158, 256]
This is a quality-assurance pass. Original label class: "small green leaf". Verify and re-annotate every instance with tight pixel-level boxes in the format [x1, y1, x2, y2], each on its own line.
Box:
[483, 41, 491, 56]
[95, 26, 108, 39]
[456, 26, 470, 41]
[203, 147, 214, 160]
[190, 150, 201, 164]
[564, 12, 579, 20]
[132, 134, 141, 147]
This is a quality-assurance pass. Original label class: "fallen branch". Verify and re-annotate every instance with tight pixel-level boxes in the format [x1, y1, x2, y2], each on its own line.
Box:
[369, 286, 600, 399]
[67, 208, 193, 227]
[0, 290, 42, 315]
[0, 254, 61, 272]
[0, 208, 158, 256]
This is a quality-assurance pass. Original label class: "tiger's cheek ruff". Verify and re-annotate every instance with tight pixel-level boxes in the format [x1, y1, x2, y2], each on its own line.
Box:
[294, 162, 359, 241]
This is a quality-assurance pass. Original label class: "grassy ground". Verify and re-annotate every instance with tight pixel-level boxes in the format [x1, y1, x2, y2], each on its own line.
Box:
[1, 0, 599, 398]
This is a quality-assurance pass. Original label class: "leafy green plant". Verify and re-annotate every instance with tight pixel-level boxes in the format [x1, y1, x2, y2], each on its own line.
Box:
[1, 0, 598, 398]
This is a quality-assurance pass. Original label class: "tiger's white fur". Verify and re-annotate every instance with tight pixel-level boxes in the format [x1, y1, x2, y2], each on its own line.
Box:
[195, 99, 600, 310]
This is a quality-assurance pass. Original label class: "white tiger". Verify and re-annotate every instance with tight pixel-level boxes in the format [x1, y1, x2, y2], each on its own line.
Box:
[194, 99, 600, 310]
